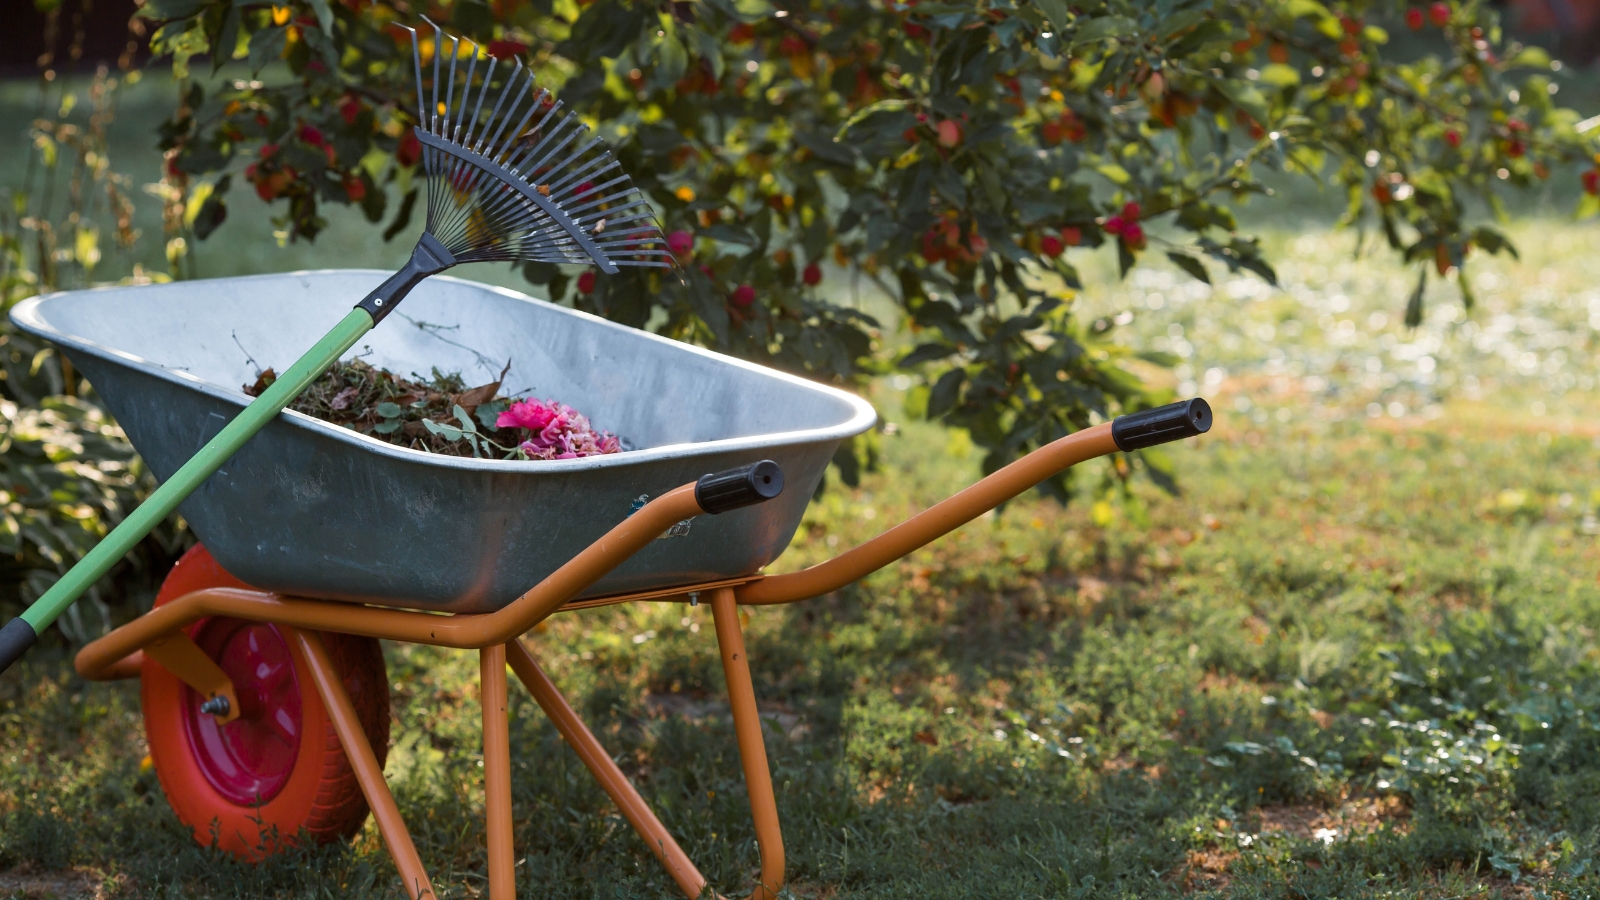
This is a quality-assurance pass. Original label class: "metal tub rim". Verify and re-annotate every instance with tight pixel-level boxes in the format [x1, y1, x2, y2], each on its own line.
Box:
[7, 269, 879, 473]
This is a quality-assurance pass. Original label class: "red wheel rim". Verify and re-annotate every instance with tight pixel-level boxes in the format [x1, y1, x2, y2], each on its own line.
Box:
[181, 618, 303, 806]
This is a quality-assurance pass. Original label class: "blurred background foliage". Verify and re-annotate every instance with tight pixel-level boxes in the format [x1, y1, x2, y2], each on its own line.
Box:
[2, 0, 1599, 636]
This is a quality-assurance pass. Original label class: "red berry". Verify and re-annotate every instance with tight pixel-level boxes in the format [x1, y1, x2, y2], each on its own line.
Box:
[1372, 182, 1392, 204]
[1506, 118, 1528, 133]
[486, 39, 528, 59]
[731, 284, 756, 307]
[397, 131, 420, 167]
[259, 143, 279, 158]
[1103, 215, 1125, 235]
[1039, 235, 1063, 257]
[729, 23, 756, 44]
[937, 119, 962, 148]
[1506, 139, 1525, 158]
[1444, 129, 1461, 148]
[1341, 15, 1361, 35]
[339, 94, 362, 126]
[1583, 170, 1600, 195]
[1060, 226, 1082, 246]
[344, 176, 365, 202]
[667, 230, 694, 256]
[802, 262, 822, 285]
[298, 124, 325, 147]
[1428, 2, 1449, 26]
[1121, 223, 1145, 249]
[577, 271, 596, 294]
[1121, 201, 1141, 221]
[1406, 8, 1424, 29]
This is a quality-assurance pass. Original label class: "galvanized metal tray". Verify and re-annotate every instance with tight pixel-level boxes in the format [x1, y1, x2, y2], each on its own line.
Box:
[9, 270, 875, 613]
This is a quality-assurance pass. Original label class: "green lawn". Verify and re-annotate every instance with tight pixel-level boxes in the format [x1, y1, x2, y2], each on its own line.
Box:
[9, 217, 1600, 898]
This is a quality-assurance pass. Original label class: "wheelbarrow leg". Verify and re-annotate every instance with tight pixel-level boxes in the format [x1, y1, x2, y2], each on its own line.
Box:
[505, 639, 714, 899]
[709, 588, 785, 900]
[481, 644, 516, 900]
[295, 631, 436, 900]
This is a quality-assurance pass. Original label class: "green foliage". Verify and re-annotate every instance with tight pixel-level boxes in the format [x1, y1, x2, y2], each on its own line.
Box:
[0, 69, 188, 635]
[144, 0, 1597, 493]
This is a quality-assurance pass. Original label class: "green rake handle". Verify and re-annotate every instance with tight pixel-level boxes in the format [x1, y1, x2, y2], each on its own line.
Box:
[0, 308, 376, 675]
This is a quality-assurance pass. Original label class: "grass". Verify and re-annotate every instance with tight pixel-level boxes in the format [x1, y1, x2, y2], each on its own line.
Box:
[8, 217, 1600, 897]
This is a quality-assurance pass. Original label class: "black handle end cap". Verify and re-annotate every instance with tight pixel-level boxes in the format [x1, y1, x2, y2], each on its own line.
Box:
[696, 460, 785, 514]
[0, 618, 38, 677]
[1111, 398, 1213, 452]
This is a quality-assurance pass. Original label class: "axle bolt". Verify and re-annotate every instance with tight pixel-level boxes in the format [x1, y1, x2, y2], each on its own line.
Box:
[200, 695, 231, 717]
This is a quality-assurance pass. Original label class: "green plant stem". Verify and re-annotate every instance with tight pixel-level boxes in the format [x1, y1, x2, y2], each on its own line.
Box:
[17, 307, 376, 636]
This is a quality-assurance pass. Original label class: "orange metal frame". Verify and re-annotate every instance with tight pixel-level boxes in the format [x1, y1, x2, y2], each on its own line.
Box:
[76, 424, 1121, 900]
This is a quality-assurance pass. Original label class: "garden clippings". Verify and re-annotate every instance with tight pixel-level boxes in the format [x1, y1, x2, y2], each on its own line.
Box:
[243, 358, 624, 460]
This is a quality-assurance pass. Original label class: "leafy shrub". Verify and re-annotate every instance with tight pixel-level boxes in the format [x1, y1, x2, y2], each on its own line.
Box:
[139, 0, 1597, 496]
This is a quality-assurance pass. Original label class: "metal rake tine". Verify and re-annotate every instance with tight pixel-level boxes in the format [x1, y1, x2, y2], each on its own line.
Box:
[452, 40, 481, 143]
[502, 95, 564, 173]
[461, 54, 497, 149]
[517, 120, 588, 184]
[443, 31, 461, 136]
[574, 197, 651, 224]
[544, 144, 613, 196]
[405, 25, 424, 128]
[423, 16, 443, 133]
[478, 61, 532, 161]
[473, 60, 526, 156]
[559, 173, 630, 206]
[564, 187, 643, 218]
[490, 76, 547, 165]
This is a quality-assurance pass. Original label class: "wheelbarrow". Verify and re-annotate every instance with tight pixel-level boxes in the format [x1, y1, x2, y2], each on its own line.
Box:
[9, 270, 1212, 900]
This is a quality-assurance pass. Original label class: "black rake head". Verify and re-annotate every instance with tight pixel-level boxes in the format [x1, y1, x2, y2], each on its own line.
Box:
[403, 20, 671, 275]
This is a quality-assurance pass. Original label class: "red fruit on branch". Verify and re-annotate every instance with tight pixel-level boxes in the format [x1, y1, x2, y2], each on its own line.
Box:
[1121, 201, 1141, 221]
[1372, 182, 1392, 204]
[729, 23, 755, 43]
[486, 39, 527, 59]
[1505, 139, 1525, 158]
[339, 94, 362, 125]
[1406, 8, 1424, 29]
[731, 284, 756, 307]
[1121, 223, 1146, 250]
[1060, 226, 1082, 246]
[1103, 215, 1126, 236]
[1040, 234, 1063, 257]
[937, 119, 962, 148]
[803, 262, 822, 285]
[298, 124, 325, 147]
[577, 271, 596, 294]
[1583, 170, 1599, 195]
[344, 176, 366, 202]
[397, 130, 420, 167]
[667, 230, 694, 256]
[1444, 129, 1461, 148]
[1429, 2, 1449, 26]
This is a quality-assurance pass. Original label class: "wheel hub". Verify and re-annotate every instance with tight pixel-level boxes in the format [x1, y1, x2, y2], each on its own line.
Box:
[181, 618, 302, 806]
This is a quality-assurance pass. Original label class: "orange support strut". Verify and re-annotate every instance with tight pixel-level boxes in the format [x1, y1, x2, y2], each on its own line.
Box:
[710, 587, 785, 900]
[505, 640, 713, 899]
[481, 644, 515, 900]
[295, 630, 436, 900]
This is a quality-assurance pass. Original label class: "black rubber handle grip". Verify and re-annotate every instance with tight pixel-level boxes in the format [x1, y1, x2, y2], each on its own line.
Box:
[696, 460, 784, 514]
[0, 617, 38, 677]
[1111, 398, 1213, 451]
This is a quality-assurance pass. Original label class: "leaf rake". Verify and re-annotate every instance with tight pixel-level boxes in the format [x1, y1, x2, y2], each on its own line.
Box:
[0, 21, 669, 673]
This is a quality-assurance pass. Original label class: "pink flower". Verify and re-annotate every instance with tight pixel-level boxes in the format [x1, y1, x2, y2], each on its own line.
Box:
[496, 399, 558, 432]
[499, 398, 623, 460]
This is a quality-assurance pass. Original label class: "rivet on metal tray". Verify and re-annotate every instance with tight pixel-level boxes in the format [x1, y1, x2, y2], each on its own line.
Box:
[199, 695, 231, 717]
